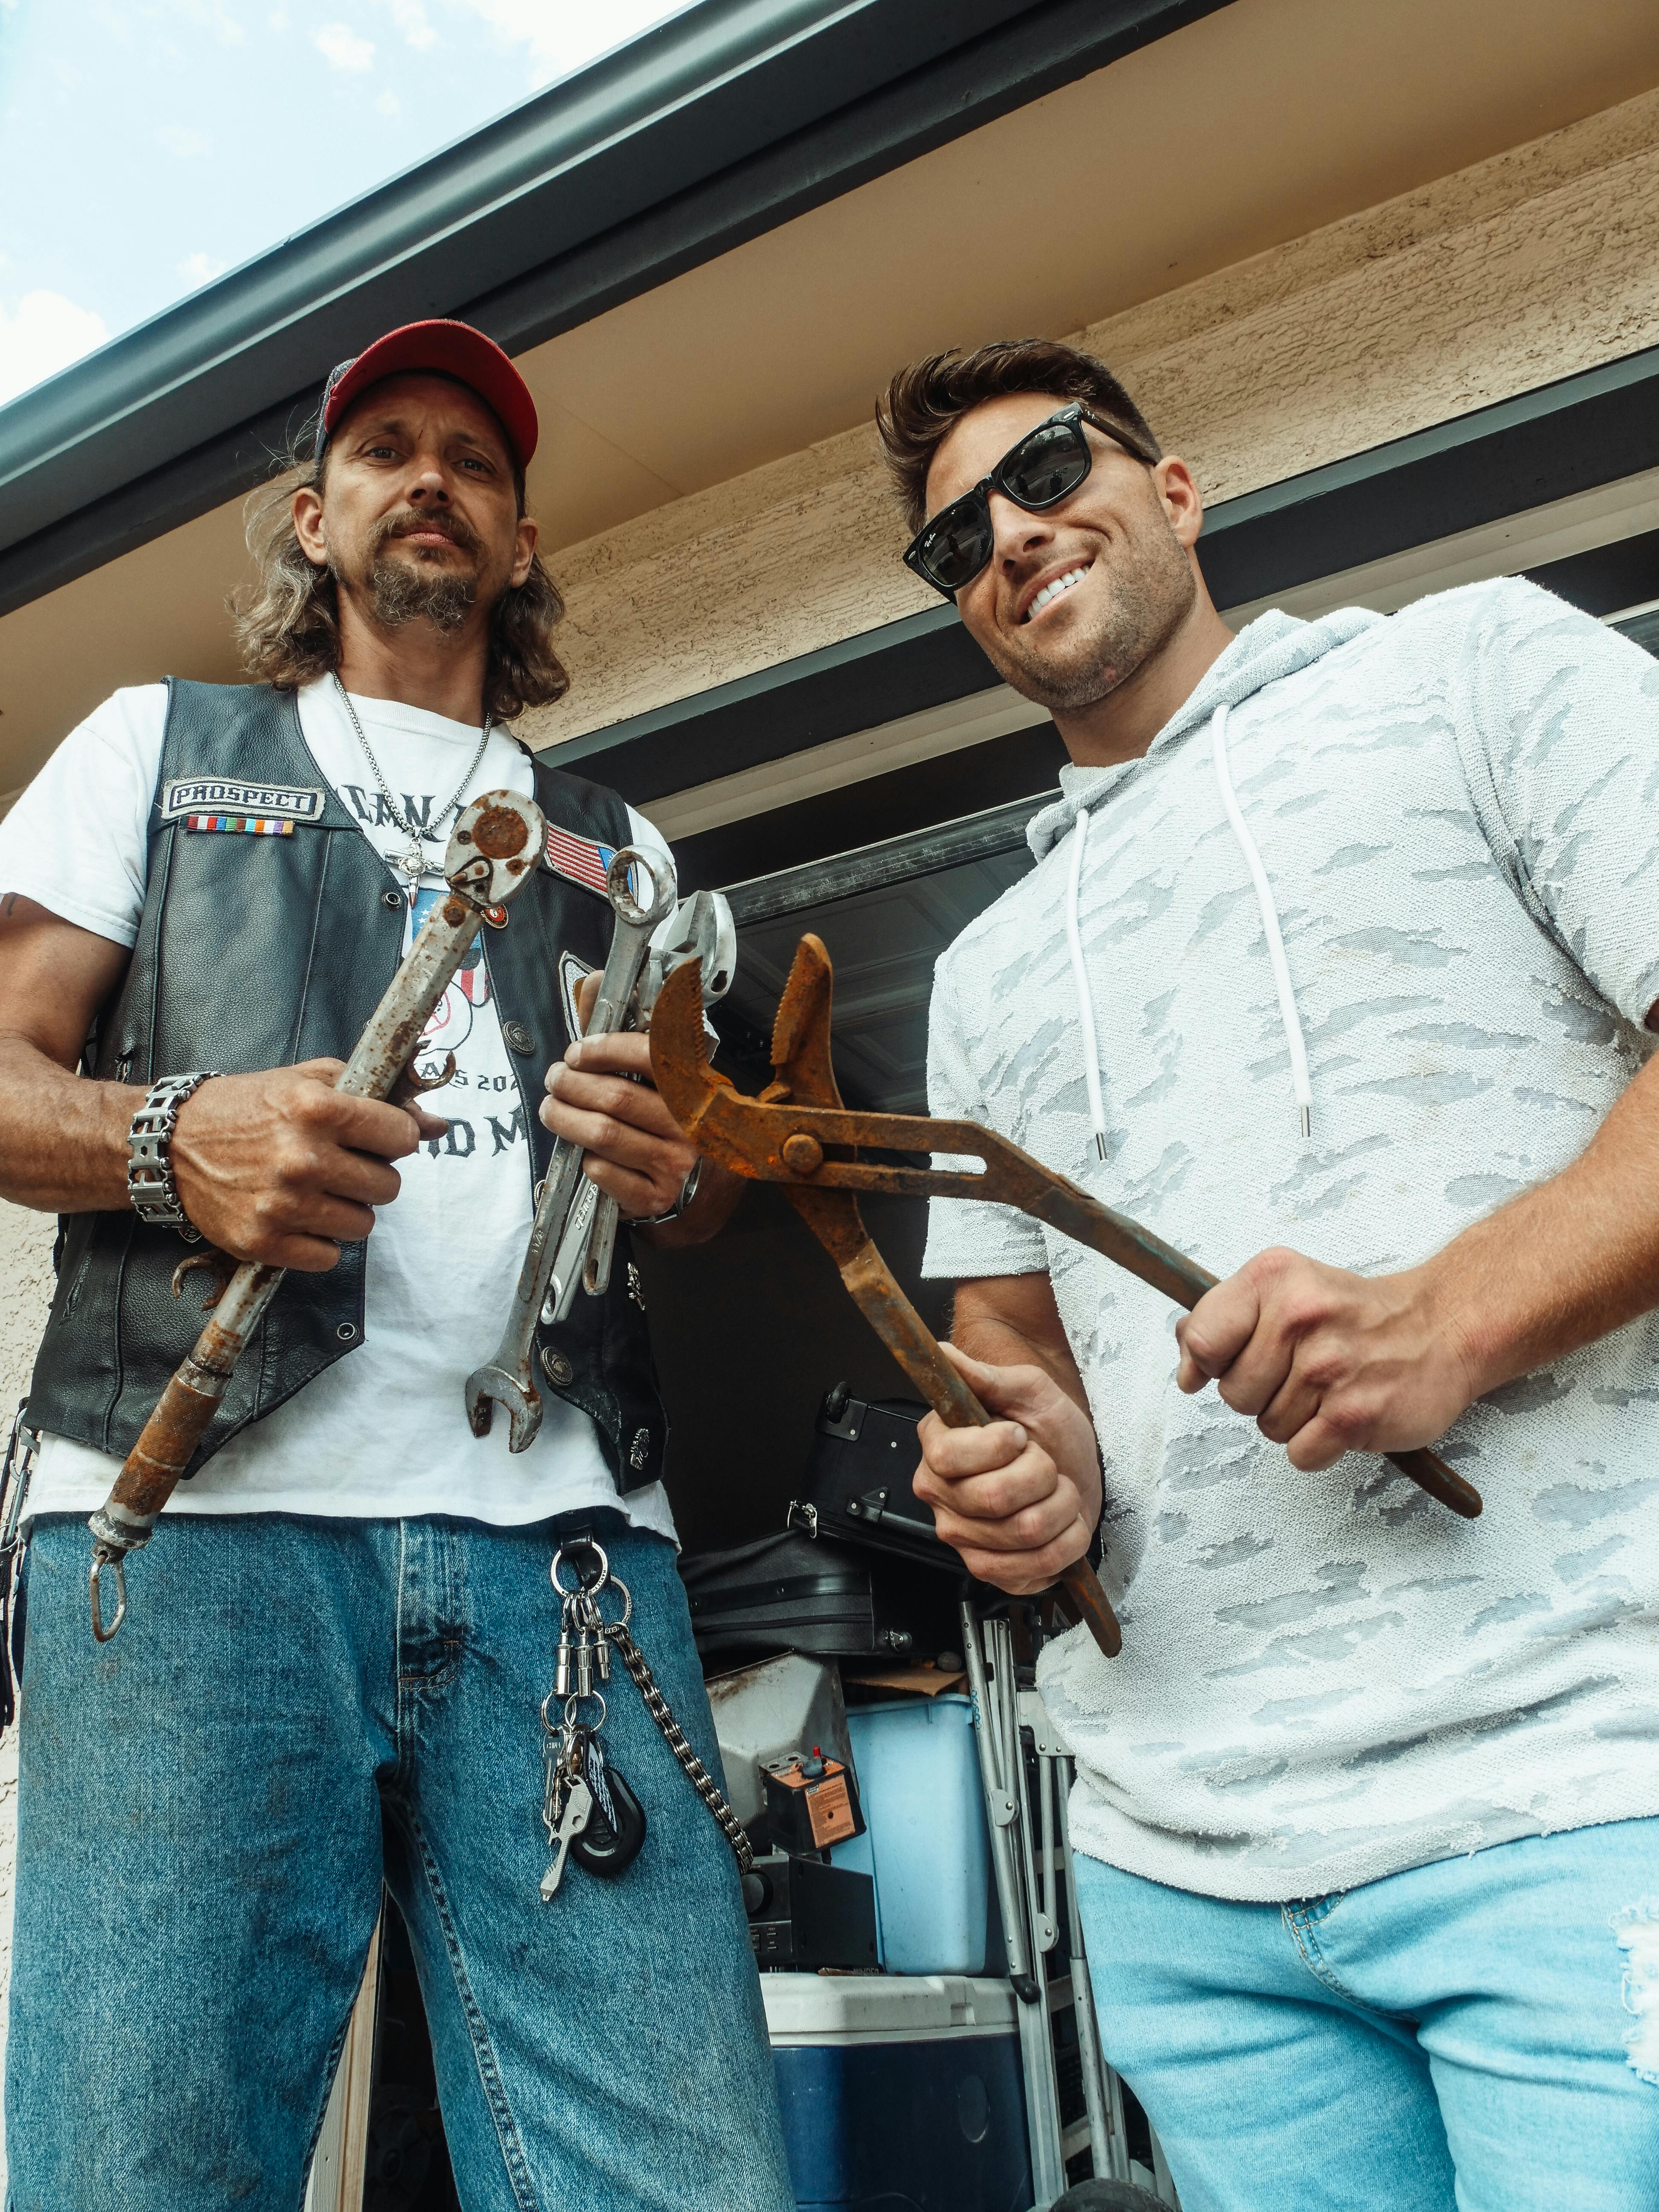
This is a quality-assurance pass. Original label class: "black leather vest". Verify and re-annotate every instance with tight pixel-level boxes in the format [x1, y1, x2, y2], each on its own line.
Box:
[26, 679, 667, 1494]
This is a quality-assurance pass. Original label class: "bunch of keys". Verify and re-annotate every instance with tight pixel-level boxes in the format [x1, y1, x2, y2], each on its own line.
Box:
[538, 1540, 648, 1901]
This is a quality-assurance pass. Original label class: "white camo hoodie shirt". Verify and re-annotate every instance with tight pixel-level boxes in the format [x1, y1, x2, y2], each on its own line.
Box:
[922, 576, 1659, 1901]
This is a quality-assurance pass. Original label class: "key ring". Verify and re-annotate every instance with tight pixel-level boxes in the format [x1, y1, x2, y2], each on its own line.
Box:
[541, 1686, 608, 1736]
[550, 1537, 609, 1598]
[588, 1572, 633, 1633]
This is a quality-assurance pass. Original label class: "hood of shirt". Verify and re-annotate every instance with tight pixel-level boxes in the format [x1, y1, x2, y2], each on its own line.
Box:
[1025, 605, 1382, 862]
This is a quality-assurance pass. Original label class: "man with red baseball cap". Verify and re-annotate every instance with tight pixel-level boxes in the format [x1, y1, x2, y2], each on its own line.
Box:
[0, 321, 790, 2210]
[313, 317, 543, 469]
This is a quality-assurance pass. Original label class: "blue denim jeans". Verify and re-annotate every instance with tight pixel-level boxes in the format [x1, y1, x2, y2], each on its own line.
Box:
[1074, 1822, 1659, 2210]
[6, 1510, 792, 2212]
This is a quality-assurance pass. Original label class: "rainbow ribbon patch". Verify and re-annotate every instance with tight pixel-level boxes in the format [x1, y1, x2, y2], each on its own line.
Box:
[184, 814, 296, 836]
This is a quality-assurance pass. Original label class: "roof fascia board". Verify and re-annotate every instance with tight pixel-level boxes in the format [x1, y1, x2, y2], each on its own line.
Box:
[1198, 341, 1659, 604]
[559, 341, 1659, 805]
[1, 0, 1020, 539]
[724, 789, 1045, 925]
[551, 605, 990, 800]
[467, 0, 1232, 360]
[0, 0, 1232, 617]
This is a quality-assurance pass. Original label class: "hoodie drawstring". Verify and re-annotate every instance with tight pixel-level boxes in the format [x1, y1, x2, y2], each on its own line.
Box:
[1062, 701, 1313, 1161]
[1209, 701, 1313, 1139]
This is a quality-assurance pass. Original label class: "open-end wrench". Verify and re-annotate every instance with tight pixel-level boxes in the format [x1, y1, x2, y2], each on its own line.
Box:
[636, 888, 737, 1025]
[465, 847, 678, 1451]
[86, 789, 548, 1642]
[541, 888, 739, 1327]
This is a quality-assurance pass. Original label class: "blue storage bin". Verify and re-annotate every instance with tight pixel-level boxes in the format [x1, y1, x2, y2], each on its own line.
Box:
[763, 1972, 1030, 2212]
[831, 1693, 990, 1975]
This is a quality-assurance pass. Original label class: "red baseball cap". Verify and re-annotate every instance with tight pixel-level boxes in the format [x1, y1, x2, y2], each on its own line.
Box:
[314, 319, 538, 468]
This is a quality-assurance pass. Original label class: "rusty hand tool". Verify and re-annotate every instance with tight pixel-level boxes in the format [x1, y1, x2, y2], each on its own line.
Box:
[544, 888, 739, 1318]
[465, 848, 679, 1452]
[650, 934, 1482, 1553]
[86, 791, 548, 1642]
[649, 936, 1126, 1660]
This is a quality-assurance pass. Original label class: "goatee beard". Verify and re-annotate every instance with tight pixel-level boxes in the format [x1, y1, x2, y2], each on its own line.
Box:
[367, 557, 475, 634]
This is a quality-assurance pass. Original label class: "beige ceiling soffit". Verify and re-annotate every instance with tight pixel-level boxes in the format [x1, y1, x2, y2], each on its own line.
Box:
[1220, 464, 1659, 629]
[517, 0, 1659, 546]
[641, 684, 1051, 843]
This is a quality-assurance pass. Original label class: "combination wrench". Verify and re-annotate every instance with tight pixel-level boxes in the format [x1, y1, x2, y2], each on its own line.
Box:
[465, 847, 678, 1451]
[541, 887, 738, 1326]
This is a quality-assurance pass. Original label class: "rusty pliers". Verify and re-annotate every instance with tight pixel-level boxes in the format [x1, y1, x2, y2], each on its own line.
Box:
[649, 935, 1482, 1660]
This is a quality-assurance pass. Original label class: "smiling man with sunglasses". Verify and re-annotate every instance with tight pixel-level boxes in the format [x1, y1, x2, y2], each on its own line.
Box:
[880, 338, 1659, 2210]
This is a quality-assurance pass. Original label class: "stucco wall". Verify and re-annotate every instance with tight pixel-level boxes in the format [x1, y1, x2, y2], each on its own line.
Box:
[522, 84, 1659, 759]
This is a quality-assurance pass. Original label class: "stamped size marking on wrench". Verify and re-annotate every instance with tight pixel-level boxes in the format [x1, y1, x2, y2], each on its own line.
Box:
[465, 848, 678, 1452]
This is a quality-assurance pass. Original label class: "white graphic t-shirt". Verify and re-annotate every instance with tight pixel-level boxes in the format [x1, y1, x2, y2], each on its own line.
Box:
[0, 678, 677, 1540]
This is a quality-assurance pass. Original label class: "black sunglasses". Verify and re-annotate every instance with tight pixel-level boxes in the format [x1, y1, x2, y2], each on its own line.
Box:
[902, 402, 1159, 598]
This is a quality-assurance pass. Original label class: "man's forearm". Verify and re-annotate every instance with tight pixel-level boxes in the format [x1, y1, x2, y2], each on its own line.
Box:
[1428, 1046, 1659, 1395]
[950, 1277, 1091, 1414]
[1179, 1039, 1659, 1471]
[0, 1035, 134, 1214]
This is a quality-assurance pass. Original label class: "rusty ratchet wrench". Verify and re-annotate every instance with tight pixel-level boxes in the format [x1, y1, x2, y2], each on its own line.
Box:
[543, 888, 739, 1322]
[465, 847, 678, 1451]
[87, 790, 548, 1642]
[649, 934, 1125, 1659]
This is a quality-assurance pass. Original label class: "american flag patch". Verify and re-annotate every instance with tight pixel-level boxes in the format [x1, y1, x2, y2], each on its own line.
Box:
[544, 823, 617, 896]
[184, 814, 296, 836]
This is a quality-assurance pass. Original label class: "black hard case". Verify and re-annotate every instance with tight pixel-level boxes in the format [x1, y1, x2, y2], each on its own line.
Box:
[679, 1530, 963, 1665]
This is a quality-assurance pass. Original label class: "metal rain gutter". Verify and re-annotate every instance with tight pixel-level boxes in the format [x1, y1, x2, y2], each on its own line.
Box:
[0, 0, 1235, 620]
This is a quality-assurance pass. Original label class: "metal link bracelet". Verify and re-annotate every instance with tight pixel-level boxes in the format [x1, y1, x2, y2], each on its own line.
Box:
[126, 1071, 222, 1237]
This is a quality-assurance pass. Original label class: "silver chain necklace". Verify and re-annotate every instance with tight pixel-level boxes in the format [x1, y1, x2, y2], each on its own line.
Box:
[334, 675, 492, 883]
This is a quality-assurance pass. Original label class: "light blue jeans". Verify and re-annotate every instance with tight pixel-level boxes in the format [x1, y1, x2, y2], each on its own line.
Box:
[6, 1510, 792, 2212]
[1074, 1822, 1659, 2210]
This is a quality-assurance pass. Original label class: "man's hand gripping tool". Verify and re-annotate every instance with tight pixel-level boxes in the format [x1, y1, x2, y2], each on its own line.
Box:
[649, 936, 1483, 1660]
[86, 791, 548, 1642]
[540, 886, 739, 1333]
[464, 857, 736, 1453]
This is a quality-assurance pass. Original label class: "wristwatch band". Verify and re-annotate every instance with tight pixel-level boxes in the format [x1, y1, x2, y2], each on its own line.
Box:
[637, 1156, 702, 1227]
[126, 1071, 221, 1237]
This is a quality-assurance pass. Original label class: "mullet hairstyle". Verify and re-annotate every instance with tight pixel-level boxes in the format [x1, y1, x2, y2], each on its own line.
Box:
[233, 420, 570, 721]
[876, 338, 1162, 533]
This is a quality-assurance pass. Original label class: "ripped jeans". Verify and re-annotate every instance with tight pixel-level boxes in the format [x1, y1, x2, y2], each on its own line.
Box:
[1074, 1820, 1659, 2212]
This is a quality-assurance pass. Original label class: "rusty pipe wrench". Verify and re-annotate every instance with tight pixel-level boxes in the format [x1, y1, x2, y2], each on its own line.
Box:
[464, 847, 678, 1450]
[543, 888, 739, 1321]
[87, 790, 548, 1642]
[651, 937, 1483, 1528]
[649, 935, 1125, 1660]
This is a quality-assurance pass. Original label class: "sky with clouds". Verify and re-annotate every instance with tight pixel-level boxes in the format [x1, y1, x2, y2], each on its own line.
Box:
[0, 0, 694, 411]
